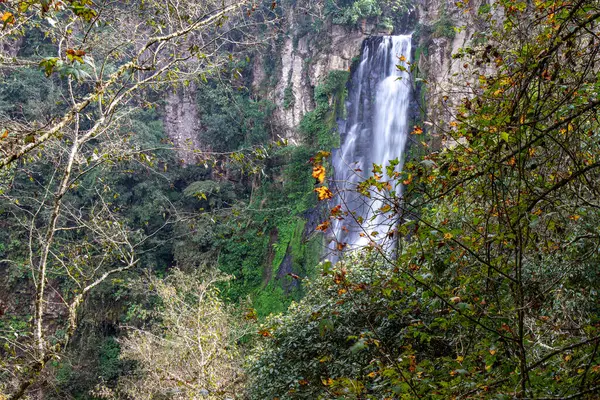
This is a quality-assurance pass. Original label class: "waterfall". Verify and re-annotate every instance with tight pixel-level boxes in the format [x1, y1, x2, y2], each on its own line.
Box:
[330, 35, 412, 257]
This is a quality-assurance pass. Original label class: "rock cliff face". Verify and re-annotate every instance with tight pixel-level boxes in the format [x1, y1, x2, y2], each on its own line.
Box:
[163, 83, 201, 165]
[415, 0, 486, 144]
[162, 0, 472, 154]
[268, 14, 375, 141]
[261, 0, 476, 143]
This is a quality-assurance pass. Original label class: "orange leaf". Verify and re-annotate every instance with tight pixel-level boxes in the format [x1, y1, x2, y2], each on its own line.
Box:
[258, 328, 272, 337]
[411, 126, 423, 135]
[316, 220, 330, 232]
[330, 204, 342, 216]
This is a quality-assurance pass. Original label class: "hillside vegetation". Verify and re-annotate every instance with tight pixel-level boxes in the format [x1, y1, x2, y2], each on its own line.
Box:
[1, 0, 600, 399]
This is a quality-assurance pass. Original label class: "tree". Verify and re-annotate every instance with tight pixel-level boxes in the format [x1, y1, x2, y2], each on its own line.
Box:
[114, 269, 249, 400]
[0, 0, 275, 168]
[255, 0, 600, 398]
[0, 0, 278, 398]
[0, 110, 177, 398]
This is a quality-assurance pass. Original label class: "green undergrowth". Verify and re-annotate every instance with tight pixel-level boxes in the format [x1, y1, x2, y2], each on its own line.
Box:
[217, 70, 350, 317]
[300, 70, 349, 149]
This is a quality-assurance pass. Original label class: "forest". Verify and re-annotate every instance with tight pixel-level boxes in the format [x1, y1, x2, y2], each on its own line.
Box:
[1, 0, 600, 398]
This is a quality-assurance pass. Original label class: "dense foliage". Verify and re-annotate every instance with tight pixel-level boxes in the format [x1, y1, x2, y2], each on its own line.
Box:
[248, 0, 600, 399]
[3, 0, 600, 398]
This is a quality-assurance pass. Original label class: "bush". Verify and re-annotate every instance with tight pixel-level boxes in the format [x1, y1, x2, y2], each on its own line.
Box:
[248, 253, 453, 399]
[327, 0, 382, 25]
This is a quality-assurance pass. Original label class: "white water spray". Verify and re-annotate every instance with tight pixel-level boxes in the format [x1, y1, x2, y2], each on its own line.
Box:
[330, 35, 412, 256]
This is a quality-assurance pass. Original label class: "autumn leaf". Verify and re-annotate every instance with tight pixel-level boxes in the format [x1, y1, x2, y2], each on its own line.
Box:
[1, 11, 14, 25]
[399, 55, 406, 62]
[314, 186, 333, 201]
[316, 220, 330, 231]
[244, 308, 258, 321]
[312, 165, 326, 183]
[411, 125, 423, 135]
[313, 150, 331, 164]
[66, 48, 86, 63]
[330, 204, 342, 217]
[379, 204, 391, 213]
[409, 354, 417, 372]
[542, 69, 551, 80]
[258, 328, 272, 337]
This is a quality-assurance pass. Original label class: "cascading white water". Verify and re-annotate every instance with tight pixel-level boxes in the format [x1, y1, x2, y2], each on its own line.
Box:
[330, 35, 412, 256]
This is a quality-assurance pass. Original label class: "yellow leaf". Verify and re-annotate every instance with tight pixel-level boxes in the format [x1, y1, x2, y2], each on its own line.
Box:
[1, 12, 14, 23]
[444, 232, 453, 240]
[321, 378, 334, 385]
[399, 55, 406, 62]
[316, 150, 331, 159]
[314, 186, 333, 201]
[312, 165, 326, 183]
[379, 204, 391, 213]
